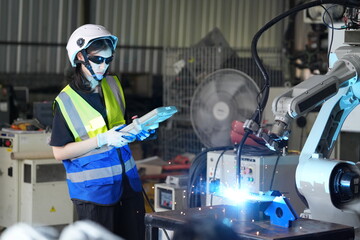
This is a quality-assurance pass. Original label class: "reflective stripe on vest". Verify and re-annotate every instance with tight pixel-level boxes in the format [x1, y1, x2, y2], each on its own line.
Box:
[67, 164, 122, 183]
[55, 76, 125, 141]
[66, 156, 135, 183]
[57, 86, 91, 141]
[102, 76, 126, 129]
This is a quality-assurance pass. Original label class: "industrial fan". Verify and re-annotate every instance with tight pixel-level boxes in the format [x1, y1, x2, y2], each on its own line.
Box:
[190, 68, 260, 148]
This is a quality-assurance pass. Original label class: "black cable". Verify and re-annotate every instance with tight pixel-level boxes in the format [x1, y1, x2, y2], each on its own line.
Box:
[142, 186, 171, 240]
[187, 145, 235, 208]
[188, 153, 206, 208]
[210, 149, 228, 206]
[188, 156, 207, 208]
[269, 153, 282, 190]
[236, 131, 250, 189]
[142, 186, 155, 212]
[250, 0, 355, 126]
[188, 149, 217, 207]
[322, 4, 345, 30]
[321, 4, 335, 66]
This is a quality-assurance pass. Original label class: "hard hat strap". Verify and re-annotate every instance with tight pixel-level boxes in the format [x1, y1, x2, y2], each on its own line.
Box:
[75, 49, 102, 82]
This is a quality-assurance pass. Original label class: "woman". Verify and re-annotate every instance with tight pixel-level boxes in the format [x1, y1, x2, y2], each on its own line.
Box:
[50, 24, 149, 240]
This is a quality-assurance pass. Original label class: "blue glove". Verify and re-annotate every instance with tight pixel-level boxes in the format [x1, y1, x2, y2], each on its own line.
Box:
[132, 119, 157, 141]
[97, 125, 136, 148]
[113, 124, 149, 141]
[135, 129, 155, 141]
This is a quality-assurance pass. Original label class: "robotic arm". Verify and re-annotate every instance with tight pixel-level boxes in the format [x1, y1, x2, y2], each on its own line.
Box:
[237, 1, 360, 234]
[266, 29, 360, 229]
[268, 52, 360, 151]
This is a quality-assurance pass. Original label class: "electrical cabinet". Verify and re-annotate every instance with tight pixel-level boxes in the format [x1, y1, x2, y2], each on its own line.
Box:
[154, 183, 187, 213]
[206, 151, 306, 215]
[0, 130, 73, 227]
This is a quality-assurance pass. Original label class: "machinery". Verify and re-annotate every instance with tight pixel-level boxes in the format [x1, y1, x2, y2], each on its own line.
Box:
[149, 2, 360, 239]
[182, 1, 360, 238]
[0, 129, 73, 228]
[153, 176, 188, 240]
[206, 151, 306, 215]
[246, 2, 360, 235]
[154, 175, 188, 212]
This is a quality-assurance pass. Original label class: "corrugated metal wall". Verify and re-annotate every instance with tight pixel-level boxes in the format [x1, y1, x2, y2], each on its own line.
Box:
[90, 0, 289, 47]
[0, 0, 83, 75]
[0, 0, 290, 76]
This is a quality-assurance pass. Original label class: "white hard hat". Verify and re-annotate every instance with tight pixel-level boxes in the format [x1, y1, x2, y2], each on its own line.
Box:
[66, 24, 118, 67]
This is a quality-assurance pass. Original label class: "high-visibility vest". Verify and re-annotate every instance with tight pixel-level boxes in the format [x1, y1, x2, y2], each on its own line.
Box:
[55, 75, 142, 205]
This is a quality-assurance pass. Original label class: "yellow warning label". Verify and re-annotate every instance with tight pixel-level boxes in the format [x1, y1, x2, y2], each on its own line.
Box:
[50, 206, 56, 212]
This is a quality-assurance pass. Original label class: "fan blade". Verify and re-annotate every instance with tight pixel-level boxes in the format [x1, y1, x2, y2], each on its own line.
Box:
[190, 69, 260, 148]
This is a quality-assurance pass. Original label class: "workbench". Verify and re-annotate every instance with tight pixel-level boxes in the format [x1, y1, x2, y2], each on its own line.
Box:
[145, 205, 354, 240]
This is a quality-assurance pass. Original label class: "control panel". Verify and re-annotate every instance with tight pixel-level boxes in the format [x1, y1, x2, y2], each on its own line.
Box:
[0, 136, 13, 148]
[154, 183, 187, 212]
[206, 151, 306, 214]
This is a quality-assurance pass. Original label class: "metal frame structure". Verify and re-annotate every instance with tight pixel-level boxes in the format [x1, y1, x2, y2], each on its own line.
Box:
[161, 47, 286, 161]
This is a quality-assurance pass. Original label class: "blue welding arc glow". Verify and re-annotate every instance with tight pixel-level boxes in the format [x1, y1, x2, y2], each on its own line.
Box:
[219, 187, 275, 204]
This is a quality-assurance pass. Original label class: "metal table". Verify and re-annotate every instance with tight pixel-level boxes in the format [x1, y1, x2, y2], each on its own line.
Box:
[145, 205, 354, 240]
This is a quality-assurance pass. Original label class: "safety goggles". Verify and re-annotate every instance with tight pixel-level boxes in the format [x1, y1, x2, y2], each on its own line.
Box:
[88, 55, 114, 65]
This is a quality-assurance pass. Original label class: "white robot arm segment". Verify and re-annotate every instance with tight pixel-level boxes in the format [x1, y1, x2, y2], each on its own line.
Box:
[269, 54, 360, 144]
[268, 41, 360, 231]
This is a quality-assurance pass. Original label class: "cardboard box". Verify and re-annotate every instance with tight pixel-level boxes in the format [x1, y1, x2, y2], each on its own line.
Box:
[136, 156, 167, 175]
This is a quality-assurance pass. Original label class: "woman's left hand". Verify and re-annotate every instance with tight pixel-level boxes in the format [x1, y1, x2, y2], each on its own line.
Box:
[135, 129, 155, 141]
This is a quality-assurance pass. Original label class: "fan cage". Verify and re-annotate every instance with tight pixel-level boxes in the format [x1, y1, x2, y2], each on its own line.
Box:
[160, 47, 286, 161]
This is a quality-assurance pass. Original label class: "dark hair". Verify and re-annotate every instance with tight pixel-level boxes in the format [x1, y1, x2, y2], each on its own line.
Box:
[72, 39, 114, 92]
